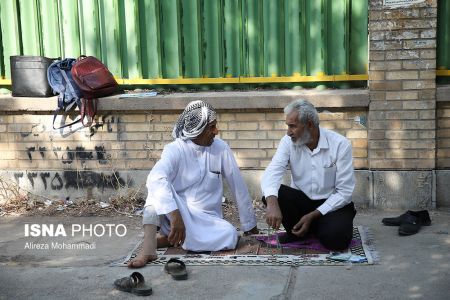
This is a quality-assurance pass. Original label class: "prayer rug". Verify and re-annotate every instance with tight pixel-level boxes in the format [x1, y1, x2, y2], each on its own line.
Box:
[112, 226, 378, 267]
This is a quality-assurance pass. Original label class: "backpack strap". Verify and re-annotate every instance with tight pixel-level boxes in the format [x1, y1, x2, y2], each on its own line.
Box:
[52, 94, 82, 130]
[80, 98, 97, 127]
[61, 63, 97, 128]
[52, 65, 84, 130]
[52, 108, 82, 130]
[59, 66, 78, 104]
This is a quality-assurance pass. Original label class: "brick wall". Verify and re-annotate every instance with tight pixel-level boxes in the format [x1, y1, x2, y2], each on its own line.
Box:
[368, 0, 437, 169]
[437, 103, 450, 168]
[218, 111, 368, 170]
[0, 110, 368, 174]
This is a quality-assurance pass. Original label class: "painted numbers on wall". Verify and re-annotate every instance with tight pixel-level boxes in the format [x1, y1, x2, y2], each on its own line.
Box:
[13, 171, 128, 191]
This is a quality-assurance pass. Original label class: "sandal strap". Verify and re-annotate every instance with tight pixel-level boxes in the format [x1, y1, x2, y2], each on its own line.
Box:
[166, 258, 186, 268]
[130, 272, 145, 286]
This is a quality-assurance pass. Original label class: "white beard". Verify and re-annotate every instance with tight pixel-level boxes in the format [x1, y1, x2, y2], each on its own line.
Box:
[293, 128, 312, 149]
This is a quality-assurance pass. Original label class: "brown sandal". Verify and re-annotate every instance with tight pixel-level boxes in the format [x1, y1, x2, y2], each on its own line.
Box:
[114, 272, 152, 296]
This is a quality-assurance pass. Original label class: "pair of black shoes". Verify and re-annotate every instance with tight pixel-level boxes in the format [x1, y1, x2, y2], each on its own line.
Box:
[382, 210, 431, 236]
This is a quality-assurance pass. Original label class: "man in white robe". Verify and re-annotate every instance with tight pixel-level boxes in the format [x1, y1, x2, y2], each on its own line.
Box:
[129, 100, 257, 268]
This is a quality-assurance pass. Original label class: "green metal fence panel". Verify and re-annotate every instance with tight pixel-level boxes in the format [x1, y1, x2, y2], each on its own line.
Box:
[19, 0, 41, 55]
[285, 0, 301, 76]
[59, 0, 81, 58]
[40, 0, 61, 58]
[79, 0, 101, 59]
[328, 0, 346, 75]
[181, 0, 201, 78]
[349, 0, 368, 75]
[119, 0, 142, 79]
[139, 0, 161, 79]
[437, 0, 450, 73]
[306, 0, 325, 76]
[0, 0, 368, 84]
[223, 0, 240, 78]
[263, 0, 283, 77]
[0, 0, 21, 78]
[203, 0, 223, 78]
[0, 16, 3, 78]
[244, 0, 264, 77]
[160, 0, 181, 78]
[98, 0, 122, 77]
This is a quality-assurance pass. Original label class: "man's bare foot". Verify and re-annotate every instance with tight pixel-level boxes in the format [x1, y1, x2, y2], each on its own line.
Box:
[128, 235, 173, 268]
[127, 253, 157, 268]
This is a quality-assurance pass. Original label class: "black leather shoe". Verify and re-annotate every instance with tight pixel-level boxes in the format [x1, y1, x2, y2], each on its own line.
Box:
[382, 210, 431, 227]
[398, 213, 422, 236]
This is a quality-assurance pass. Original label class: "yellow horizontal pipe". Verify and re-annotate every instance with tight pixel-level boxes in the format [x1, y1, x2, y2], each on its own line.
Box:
[0, 74, 371, 86]
[4, 71, 450, 85]
[120, 77, 240, 84]
[436, 70, 450, 76]
[239, 75, 336, 83]
[119, 74, 368, 85]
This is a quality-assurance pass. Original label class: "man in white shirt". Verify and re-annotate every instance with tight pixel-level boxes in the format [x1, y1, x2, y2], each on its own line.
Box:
[261, 99, 356, 250]
[129, 100, 258, 268]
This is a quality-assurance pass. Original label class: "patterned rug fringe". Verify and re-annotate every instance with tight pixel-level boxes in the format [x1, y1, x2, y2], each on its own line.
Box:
[111, 226, 378, 267]
[358, 225, 379, 264]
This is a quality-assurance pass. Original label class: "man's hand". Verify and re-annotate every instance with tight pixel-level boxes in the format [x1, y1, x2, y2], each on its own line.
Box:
[291, 210, 322, 237]
[265, 196, 283, 230]
[168, 209, 186, 246]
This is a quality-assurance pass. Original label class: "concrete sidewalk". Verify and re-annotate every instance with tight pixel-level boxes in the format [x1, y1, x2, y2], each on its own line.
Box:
[0, 209, 449, 300]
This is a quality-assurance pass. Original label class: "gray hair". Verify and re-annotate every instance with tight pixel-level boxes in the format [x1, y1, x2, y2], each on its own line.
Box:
[283, 99, 320, 127]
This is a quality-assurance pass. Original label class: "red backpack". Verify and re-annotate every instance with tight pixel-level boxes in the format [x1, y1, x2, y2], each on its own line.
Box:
[71, 56, 118, 126]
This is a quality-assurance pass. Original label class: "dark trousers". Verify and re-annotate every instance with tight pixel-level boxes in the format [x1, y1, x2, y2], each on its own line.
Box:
[263, 184, 356, 251]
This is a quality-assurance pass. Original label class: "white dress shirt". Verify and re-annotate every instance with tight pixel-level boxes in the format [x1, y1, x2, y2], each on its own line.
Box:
[145, 137, 257, 251]
[261, 127, 355, 215]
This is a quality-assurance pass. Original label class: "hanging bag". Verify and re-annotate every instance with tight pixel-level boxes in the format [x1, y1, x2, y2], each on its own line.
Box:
[11, 56, 57, 97]
[47, 58, 83, 129]
[71, 55, 118, 126]
[71, 55, 118, 98]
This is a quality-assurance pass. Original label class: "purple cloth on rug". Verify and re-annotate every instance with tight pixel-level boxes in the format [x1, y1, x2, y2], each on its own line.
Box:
[255, 232, 361, 252]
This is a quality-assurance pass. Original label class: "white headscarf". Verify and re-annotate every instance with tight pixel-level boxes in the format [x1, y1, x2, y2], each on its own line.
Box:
[172, 100, 217, 140]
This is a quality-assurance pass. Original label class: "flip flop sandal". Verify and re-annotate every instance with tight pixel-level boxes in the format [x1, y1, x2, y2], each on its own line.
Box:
[164, 258, 188, 280]
[114, 272, 153, 296]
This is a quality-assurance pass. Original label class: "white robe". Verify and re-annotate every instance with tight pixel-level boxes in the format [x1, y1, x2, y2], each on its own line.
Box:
[145, 138, 257, 251]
